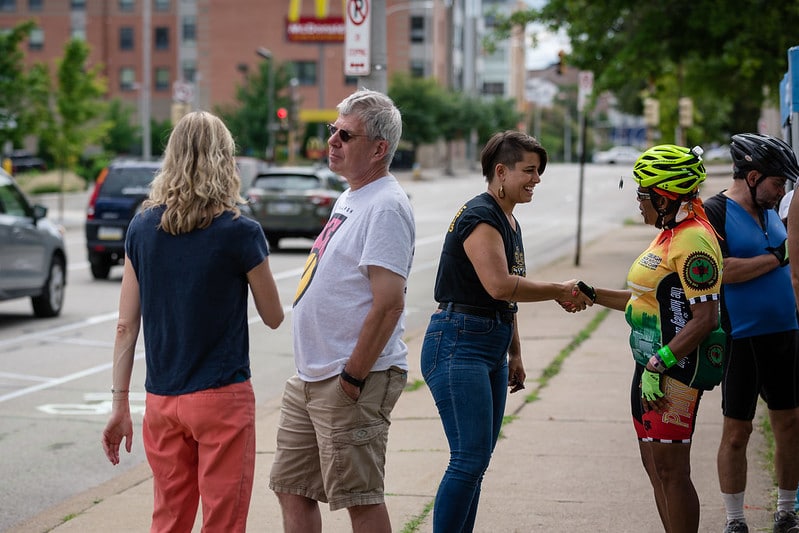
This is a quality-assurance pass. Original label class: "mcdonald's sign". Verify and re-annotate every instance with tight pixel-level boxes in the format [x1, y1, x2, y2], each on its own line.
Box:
[287, 0, 345, 42]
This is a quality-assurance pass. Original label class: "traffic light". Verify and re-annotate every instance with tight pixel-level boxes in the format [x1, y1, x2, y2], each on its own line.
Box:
[277, 107, 288, 129]
[643, 97, 659, 127]
[556, 50, 566, 75]
[678, 97, 693, 128]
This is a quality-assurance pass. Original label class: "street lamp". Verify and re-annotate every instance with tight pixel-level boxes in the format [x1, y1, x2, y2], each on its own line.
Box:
[256, 47, 275, 161]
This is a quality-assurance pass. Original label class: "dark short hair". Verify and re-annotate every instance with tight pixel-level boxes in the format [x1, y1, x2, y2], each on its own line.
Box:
[480, 131, 548, 182]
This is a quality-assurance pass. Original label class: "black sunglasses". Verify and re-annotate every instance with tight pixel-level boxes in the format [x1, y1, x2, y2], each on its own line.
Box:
[327, 124, 367, 143]
[636, 189, 651, 202]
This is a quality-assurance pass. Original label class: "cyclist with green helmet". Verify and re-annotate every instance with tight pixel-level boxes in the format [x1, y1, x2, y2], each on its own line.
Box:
[704, 132, 799, 533]
[565, 144, 723, 533]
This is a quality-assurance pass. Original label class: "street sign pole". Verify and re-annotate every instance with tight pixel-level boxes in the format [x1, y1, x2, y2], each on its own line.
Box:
[574, 71, 593, 267]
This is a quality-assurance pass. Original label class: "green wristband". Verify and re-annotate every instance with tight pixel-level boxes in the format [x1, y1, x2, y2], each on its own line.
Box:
[657, 345, 678, 368]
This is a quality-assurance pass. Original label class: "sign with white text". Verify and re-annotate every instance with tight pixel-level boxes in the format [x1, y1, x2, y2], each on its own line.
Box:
[344, 0, 370, 76]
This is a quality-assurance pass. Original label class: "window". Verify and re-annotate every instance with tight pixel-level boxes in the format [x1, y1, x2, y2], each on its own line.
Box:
[120, 67, 136, 91]
[119, 27, 134, 50]
[181, 15, 195, 45]
[182, 59, 196, 82]
[0, 0, 16, 12]
[70, 0, 84, 9]
[118, 0, 133, 11]
[28, 0, 41, 11]
[410, 16, 425, 43]
[154, 67, 169, 91]
[292, 61, 316, 86]
[71, 27, 85, 40]
[154, 0, 169, 10]
[482, 82, 505, 96]
[410, 59, 424, 78]
[28, 27, 43, 51]
[154, 27, 169, 50]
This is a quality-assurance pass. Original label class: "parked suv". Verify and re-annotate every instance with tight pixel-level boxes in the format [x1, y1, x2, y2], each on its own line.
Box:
[0, 168, 67, 317]
[85, 160, 161, 279]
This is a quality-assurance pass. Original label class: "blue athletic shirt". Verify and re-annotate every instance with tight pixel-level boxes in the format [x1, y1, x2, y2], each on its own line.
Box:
[703, 191, 798, 338]
[126, 206, 269, 395]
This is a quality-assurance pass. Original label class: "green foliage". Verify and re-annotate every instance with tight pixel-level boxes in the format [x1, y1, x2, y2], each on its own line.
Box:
[217, 59, 294, 157]
[0, 20, 37, 149]
[388, 73, 444, 148]
[150, 117, 172, 157]
[102, 99, 140, 155]
[36, 39, 111, 173]
[489, 1, 799, 142]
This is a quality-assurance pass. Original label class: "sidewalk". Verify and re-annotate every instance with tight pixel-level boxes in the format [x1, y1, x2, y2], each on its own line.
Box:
[14, 187, 775, 532]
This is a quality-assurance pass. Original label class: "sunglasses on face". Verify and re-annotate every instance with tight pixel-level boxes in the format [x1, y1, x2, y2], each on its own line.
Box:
[327, 124, 367, 143]
[636, 189, 651, 202]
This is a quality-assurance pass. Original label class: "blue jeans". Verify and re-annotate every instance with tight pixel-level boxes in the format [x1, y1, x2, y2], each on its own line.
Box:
[420, 308, 513, 533]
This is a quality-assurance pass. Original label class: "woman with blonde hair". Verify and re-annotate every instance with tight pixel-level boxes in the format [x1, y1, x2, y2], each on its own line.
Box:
[102, 111, 284, 532]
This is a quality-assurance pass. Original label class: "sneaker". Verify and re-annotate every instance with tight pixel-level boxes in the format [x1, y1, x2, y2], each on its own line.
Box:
[724, 519, 748, 533]
[774, 510, 799, 533]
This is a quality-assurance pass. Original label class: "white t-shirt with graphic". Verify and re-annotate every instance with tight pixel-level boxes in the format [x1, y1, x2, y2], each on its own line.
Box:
[292, 175, 415, 381]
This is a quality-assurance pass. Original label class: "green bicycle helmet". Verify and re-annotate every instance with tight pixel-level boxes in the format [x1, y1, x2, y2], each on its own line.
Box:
[633, 144, 706, 195]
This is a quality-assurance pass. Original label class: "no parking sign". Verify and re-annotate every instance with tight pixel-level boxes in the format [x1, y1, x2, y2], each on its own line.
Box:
[344, 0, 370, 76]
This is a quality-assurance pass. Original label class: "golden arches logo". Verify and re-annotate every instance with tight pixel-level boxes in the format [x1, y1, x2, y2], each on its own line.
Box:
[288, 0, 344, 21]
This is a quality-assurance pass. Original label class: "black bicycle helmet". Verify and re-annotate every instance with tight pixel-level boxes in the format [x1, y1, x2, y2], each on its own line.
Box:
[730, 133, 799, 182]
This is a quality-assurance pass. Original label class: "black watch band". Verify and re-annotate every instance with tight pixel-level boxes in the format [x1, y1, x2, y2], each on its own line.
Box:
[340, 369, 366, 390]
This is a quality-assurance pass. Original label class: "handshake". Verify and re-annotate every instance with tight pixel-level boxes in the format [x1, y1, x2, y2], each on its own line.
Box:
[557, 280, 596, 313]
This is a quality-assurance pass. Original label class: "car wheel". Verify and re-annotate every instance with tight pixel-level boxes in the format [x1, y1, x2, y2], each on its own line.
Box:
[90, 255, 112, 280]
[32, 255, 66, 318]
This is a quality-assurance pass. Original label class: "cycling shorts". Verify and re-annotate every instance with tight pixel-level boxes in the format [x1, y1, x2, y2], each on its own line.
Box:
[631, 364, 702, 443]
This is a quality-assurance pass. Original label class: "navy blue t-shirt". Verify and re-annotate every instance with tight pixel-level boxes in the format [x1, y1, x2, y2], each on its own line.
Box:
[126, 206, 269, 395]
[434, 192, 525, 311]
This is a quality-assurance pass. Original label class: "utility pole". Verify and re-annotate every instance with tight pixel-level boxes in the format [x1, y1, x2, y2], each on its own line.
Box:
[361, 0, 387, 94]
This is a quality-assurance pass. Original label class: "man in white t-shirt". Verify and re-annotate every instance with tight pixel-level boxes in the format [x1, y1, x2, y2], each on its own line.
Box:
[269, 89, 415, 533]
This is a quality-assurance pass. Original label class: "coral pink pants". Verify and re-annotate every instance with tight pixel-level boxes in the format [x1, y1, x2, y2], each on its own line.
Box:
[143, 380, 255, 533]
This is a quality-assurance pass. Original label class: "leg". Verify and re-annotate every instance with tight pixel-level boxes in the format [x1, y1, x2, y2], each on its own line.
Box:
[270, 377, 328, 531]
[769, 407, 799, 493]
[276, 493, 322, 533]
[348, 503, 391, 533]
[421, 314, 511, 533]
[642, 441, 699, 533]
[638, 442, 670, 530]
[186, 381, 256, 533]
[717, 416, 752, 494]
[143, 393, 200, 533]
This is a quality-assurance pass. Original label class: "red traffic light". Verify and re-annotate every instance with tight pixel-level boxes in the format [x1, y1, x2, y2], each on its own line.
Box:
[276, 107, 288, 119]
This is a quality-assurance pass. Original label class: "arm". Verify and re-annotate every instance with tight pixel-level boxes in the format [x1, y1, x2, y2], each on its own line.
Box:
[102, 257, 141, 465]
[464, 223, 590, 306]
[593, 287, 632, 312]
[787, 190, 799, 306]
[507, 317, 526, 393]
[247, 257, 284, 329]
[720, 254, 781, 284]
[340, 265, 407, 398]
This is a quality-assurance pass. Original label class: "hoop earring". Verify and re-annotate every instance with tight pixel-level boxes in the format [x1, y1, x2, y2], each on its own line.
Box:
[498, 184, 505, 199]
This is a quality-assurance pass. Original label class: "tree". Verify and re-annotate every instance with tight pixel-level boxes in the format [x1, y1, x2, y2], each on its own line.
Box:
[0, 20, 37, 151]
[34, 38, 110, 215]
[388, 72, 443, 152]
[103, 99, 140, 156]
[491, 1, 799, 142]
[217, 60, 293, 158]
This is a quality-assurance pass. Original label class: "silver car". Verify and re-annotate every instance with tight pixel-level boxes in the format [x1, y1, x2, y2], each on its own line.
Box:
[0, 169, 67, 317]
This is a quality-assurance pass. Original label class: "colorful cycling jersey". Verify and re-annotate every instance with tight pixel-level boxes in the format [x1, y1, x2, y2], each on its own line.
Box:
[704, 192, 798, 338]
[625, 217, 722, 386]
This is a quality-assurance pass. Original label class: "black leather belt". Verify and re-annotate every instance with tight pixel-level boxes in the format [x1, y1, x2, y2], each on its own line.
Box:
[438, 302, 515, 324]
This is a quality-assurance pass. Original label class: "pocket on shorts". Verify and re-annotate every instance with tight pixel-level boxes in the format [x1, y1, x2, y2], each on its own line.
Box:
[331, 419, 389, 492]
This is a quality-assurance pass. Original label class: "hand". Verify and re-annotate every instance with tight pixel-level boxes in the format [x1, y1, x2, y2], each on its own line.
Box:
[560, 279, 593, 311]
[767, 238, 789, 267]
[508, 356, 526, 393]
[640, 369, 668, 413]
[102, 408, 133, 465]
[339, 376, 362, 401]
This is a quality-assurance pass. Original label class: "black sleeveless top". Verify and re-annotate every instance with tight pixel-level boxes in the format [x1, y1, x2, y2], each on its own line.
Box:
[434, 192, 525, 312]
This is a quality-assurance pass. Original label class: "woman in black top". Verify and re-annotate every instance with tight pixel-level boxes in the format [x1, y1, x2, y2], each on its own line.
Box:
[420, 130, 591, 532]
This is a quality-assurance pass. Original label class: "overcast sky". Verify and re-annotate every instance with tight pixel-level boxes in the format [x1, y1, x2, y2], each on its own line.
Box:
[522, 0, 571, 70]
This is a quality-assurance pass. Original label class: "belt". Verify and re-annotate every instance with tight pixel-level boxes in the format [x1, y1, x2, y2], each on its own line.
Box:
[438, 302, 515, 324]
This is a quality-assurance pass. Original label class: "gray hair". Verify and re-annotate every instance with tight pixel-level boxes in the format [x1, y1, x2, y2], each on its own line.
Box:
[337, 89, 402, 166]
